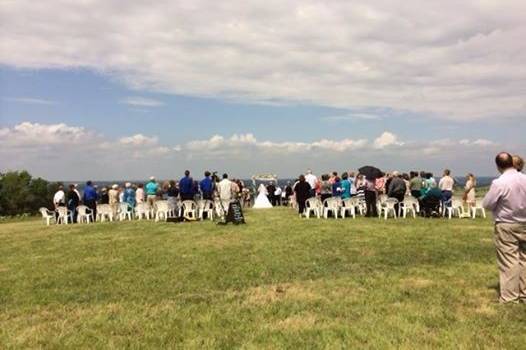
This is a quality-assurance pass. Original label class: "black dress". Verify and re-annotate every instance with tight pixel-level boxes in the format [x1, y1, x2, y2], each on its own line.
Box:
[294, 181, 312, 214]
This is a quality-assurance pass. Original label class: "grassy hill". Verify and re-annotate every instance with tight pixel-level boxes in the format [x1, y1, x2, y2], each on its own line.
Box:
[1, 208, 524, 348]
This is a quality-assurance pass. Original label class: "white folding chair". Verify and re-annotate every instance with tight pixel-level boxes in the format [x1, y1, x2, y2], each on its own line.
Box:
[39, 207, 55, 226]
[135, 203, 151, 220]
[118, 203, 133, 221]
[341, 198, 357, 219]
[154, 200, 170, 222]
[199, 200, 215, 221]
[181, 200, 198, 220]
[379, 198, 398, 219]
[77, 205, 94, 224]
[447, 198, 467, 219]
[323, 197, 341, 219]
[401, 197, 418, 218]
[304, 198, 322, 218]
[471, 199, 486, 219]
[97, 204, 114, 222]
[56, 206, 72, 224]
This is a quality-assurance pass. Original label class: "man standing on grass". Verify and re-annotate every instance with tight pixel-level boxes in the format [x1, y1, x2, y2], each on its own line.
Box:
[483, 152, 526, 304]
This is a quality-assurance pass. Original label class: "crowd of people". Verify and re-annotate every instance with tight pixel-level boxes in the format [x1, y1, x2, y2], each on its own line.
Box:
[52, 171, 248, 223]
[291, 155, 525, 218]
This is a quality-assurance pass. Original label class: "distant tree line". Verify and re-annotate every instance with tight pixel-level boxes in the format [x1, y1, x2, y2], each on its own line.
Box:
[0, 171, 61, 216]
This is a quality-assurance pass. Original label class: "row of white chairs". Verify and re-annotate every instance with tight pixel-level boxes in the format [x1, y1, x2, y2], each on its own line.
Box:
[39, 199, 228, 225]
[303, 195, 485, 220]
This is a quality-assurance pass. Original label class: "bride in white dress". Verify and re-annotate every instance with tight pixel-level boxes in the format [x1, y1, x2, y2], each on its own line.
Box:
[253, 184, 273, 209]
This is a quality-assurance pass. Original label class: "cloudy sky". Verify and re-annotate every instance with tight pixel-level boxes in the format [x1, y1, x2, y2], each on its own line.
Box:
[1, 0, 525, 180]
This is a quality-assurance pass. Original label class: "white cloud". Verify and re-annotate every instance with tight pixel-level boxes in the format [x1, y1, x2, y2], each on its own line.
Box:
[119, 134, 158, 146]
[120, 97, 164, 107]
[2, 97, 57, 105]
[0, 122, 93, 147]
[373, 132, 403, 149]
[1, 1, 525, 120]
[0, 122, 511, 179]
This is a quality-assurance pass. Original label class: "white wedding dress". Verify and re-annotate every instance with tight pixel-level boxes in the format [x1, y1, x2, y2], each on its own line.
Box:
[253, 184, 273, 209]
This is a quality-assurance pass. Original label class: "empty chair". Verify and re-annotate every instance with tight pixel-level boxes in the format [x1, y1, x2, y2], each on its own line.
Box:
[118, 203, 133, 221]
[471, 199, 486, 219]
[199, 200, 215, 221]
[379, 198, 398, 219]
[135, 203, 151, 220]
[154, 200, 171, 222]
[39, 207, 56, 226]
[401, 197, 419, 218]
[341, 198, 357, 219]
[323, 197, 341, 219]
[168, 199, 179, 218]
[56, 206, 72, 224]
[304, 197, 322, 218]
[77, 205, 94, 223]
[447, 198, 467, 219]
[97, 204, 114, 222]
[181, 200, 198, 220]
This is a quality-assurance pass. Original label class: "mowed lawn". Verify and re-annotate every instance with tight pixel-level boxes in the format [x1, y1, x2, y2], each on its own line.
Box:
[1, 208, 524, 349]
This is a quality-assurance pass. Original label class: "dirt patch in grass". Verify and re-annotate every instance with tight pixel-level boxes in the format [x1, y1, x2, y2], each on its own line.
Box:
[245, 283, 322, 305]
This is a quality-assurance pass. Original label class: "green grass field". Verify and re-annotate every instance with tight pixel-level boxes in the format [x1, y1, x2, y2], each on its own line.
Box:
[1, 208, 524, 349]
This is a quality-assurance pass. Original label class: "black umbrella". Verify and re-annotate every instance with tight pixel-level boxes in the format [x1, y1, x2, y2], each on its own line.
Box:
[358, 166, 384, 180]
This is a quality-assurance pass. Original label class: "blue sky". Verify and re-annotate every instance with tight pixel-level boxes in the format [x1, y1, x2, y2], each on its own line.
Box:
[1, 1, 525, 180]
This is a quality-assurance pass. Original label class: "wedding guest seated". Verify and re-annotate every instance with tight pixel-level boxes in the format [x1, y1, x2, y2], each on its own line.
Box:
[320, 174, 332, 202]
[513, 155, 524, 172]
[420, 186, 442, 217]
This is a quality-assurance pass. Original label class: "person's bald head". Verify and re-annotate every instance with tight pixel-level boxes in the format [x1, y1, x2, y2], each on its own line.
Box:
[495, 152, 514, 173]
[513, 155, 524, 172]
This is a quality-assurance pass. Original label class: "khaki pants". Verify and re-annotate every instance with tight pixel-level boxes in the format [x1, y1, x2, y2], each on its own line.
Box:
[494, 223, 526, 303]
[147, 195, 157, 207]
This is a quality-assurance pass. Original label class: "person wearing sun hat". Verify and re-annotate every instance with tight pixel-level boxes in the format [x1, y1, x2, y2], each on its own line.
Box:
[109, 184, 120, 217]
[122, 182, 136, 209]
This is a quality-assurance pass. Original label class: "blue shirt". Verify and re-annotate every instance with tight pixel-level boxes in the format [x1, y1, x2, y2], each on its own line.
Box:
[179, 176, 194, 195]
[145, 181, 158, 195]
[199, 177, 214, 194]
[82, 185, 98, 202]
[123, 188, 136, 207]
[332, 181, 342, 197]
[341, 179, 352, 199]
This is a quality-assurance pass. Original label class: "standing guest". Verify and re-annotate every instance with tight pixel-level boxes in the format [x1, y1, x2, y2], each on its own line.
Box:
[332, 176, 342, 197]
[409, 171, 423, 198]
[294, 175, 312, 216]
[274, 186, 283, 206]
[305, 170, 317, 197]
[365, 177, 378, 217]
[267, 181, 277, 206]
[340, 173, 352, 200]
[402, 173, 411, 196]
[166, 180, 179, 204]
[375, 175, 386, 195]
[83, 181, 98, 219]
[284, 182, 294, 205]
[136, 183, 145, 204]
[73, 184, 81, 204]
[53, 185, 66, 220]
[200, 171, 214, 200]
[388, 171, 406, 213]
[218, 173, 234, 212]
[179, 170, 195, 201]
[109, 184, 120, 217]
[145, 176, 158, 206]
[483, 152, 526, 303]
[439, 169, 455, 210]
[355, 175, 366, 201]
[99, 187, 109, 204]
[513, 155, 524, 172]
[123, 182, 136, 208]
[66, 184, 80, 223]
[319, 174, 332, 202]
[463, 173, 477, 210]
